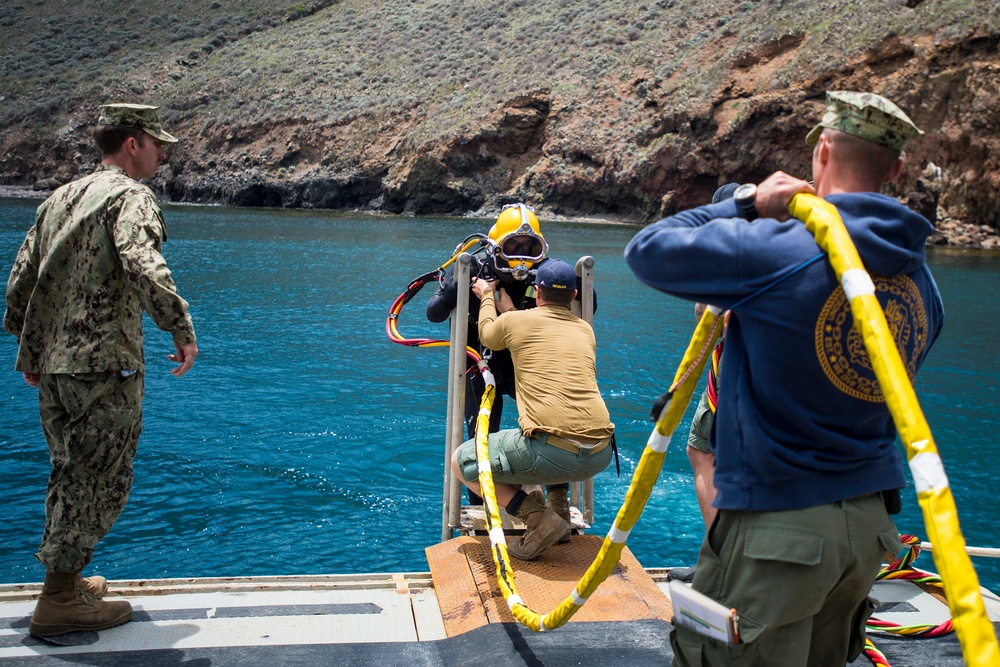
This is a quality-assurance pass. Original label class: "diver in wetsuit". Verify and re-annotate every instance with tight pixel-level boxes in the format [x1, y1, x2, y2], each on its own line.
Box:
[426, 203, 593, 529]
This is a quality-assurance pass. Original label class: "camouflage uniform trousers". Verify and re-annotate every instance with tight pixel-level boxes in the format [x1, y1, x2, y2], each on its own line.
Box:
[35, 371, 144, 573]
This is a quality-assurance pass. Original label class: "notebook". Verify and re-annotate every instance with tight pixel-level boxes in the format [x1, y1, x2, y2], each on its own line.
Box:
[668, 579, 741, 644]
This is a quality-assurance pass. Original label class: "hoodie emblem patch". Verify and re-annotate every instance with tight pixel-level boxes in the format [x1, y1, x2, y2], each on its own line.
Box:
[815, 274, 928, 402]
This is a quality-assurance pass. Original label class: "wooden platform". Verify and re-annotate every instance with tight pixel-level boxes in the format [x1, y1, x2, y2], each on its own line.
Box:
[426, 535, 673, 637]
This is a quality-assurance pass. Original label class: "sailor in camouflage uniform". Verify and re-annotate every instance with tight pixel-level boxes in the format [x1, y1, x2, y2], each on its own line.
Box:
[4, 103, 198, 638]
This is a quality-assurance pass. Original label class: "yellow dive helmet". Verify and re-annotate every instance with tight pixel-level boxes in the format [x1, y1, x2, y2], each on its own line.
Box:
[488, 203, 549, 281]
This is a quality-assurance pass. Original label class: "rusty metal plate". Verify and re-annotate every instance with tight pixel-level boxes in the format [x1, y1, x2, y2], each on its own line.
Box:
[426, 538, 491, 637]
[427, 535, 673, 637]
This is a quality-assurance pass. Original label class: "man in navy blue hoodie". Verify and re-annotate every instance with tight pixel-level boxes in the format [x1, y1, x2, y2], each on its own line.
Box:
[625, 91, 943, 666]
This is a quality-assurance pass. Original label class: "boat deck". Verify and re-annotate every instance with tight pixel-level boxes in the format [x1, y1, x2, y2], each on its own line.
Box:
[1, 536, 998, 665]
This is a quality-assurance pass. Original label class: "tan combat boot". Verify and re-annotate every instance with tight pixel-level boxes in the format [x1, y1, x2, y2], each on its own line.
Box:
[508, 492, 569, 560]
[29, 571, 132, 638]
[77, 574, 108, 598]
[545, 487, 573, 543]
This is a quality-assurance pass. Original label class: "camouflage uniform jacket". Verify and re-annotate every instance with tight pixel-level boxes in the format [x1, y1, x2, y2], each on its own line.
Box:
[4, 164, 196, 374]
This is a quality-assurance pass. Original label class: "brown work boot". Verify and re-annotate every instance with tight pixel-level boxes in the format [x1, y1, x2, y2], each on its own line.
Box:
[77, 574, 108, 598]
[545, 487, 573, 543]
[508, 493, 569, 560]
[29, 571, 132, 638]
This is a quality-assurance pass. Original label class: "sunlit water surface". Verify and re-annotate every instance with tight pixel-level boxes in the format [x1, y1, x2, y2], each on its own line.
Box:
[1, 198, 997, 595]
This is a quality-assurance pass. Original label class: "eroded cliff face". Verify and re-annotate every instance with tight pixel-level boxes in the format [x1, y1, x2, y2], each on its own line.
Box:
[2, 27, 998, 246]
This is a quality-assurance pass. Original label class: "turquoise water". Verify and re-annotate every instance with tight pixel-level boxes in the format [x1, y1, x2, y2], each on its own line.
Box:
[2, 198, 998, 596]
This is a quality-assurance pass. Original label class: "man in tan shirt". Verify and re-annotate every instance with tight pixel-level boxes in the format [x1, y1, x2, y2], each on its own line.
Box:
[450, 259, 614, 560]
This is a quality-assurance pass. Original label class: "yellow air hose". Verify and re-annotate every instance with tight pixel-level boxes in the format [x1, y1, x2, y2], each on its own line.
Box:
[787, 193, 1000, 667]
[474, 305, 725, 631]
[473, 193, 999, 665]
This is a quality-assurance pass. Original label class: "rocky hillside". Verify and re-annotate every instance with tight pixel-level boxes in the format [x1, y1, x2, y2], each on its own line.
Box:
[0, 0, 997, 245]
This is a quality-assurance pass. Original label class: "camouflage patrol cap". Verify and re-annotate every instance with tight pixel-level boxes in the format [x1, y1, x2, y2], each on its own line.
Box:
[98, 103, 178, 143]
[805, 91, 922, 152]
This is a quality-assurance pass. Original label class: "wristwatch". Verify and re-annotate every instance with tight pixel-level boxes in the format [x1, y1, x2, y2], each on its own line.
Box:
[733, 183, 758, 221]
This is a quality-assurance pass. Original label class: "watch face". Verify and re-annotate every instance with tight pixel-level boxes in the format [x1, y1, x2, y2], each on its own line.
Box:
[734, 183, 756, 201]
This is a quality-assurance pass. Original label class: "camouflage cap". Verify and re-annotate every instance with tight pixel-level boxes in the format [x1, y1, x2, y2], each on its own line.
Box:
[805, 91, 922, 152]
[98, 103, 178, 143]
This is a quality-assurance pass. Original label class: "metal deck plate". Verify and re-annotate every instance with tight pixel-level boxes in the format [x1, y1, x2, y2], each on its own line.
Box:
[0, 569, 993, 665]
[0, 573, 446, 661]
[426, 535, 673, 637]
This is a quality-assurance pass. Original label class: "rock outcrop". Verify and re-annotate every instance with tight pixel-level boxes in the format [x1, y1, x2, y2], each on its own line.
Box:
[0, 3, 997, 249]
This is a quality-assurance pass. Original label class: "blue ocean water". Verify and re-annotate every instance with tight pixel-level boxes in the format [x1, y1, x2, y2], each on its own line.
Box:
[1, 198, 998, 596]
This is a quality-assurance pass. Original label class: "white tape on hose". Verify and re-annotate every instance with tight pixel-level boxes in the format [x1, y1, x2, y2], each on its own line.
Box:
[841, 269, 875, 301]
[909, 449, 950, 493]
[647, 431, 671, 453]
[608, 525, 631, 543]
[489, 526, 506, 547]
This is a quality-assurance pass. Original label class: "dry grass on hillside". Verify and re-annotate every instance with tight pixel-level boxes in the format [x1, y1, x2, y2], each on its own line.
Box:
[1, 0, 994, 138]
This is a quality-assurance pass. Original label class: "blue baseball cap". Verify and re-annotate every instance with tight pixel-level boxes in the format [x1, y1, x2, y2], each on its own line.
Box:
[533, 259, 576, 290]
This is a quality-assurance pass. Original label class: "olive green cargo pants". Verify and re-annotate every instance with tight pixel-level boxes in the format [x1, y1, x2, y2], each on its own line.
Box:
[671, 493, 901, 667]
[35, 372, 144, 573]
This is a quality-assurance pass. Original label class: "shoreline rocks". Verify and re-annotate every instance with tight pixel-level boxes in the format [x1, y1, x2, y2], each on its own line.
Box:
[2, 183, 996, 249]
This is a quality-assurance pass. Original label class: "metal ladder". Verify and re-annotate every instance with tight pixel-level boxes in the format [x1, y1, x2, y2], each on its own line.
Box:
[439, 253, 597, 541]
